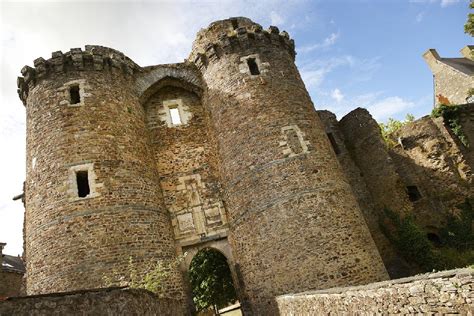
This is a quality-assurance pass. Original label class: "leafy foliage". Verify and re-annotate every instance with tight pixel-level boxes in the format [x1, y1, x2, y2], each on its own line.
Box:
[103, 255, 183, 296]
[189, 248, 237, 311]
[440, 199, 474, 251]
[431, 104, 469, 147]
[378, 114, 415, 147]
[468, 88, 474, 98]
[381, 200, 474, 272]
[380, 208, 440, 271]
[465, 0, 474, 36]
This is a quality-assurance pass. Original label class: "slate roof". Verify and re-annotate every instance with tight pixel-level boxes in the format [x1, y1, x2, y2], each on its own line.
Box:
[1, 254, 25, 273]
[440, 57, 474, 76]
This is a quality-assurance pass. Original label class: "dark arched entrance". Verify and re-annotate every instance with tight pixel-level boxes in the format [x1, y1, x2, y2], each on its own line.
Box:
[188, 248, 239, 315]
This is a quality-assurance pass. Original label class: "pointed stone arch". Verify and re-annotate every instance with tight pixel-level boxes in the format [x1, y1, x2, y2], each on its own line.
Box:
[134, 63, 205, 104]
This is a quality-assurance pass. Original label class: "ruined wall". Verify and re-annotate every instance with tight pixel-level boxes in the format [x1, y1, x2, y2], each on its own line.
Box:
[190, 18, 388, 314]
[339, 108, 413, 216]
[458, 105, 474, 168]
[144, 82, 228, 247]
[19, 46, 185, 300]
[318, 111, 410, 279]
[0, 287, 184, 316]
[390, 115, 473, 232]
[0, 272, 23, 298]
[276, 268, 474, 315]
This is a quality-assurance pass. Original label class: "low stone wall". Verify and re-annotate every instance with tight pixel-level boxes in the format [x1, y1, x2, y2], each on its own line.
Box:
[0, 287, 185, 316]
[0, 271, 24, 298]
[276, 268, 474, 315]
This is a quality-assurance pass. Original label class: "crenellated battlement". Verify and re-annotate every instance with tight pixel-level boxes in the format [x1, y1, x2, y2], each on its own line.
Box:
[189, 18, 295, 70]
[17, 45, 140, 105]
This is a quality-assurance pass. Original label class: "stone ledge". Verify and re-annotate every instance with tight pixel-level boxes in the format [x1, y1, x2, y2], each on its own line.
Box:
[276, 268, 474, 315]
[0, 287, 185, 316]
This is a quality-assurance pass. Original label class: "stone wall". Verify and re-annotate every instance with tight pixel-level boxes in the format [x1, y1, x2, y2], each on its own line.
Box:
[0, 271, 23, 298]
[0, 287, 184, 316]
[339, 108, 413, 217]
[423, 49, 474, 106]
[276, 268, 474, 315]
[390, 115, 474, 232]
[21, 46, 185, 300]
[190, 18, 388, 314]
[318, 110, 411, 279]
[144, 83, 228, 247]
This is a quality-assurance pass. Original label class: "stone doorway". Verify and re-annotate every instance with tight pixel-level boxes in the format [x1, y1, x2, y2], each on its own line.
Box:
[183, 239, 242, 315]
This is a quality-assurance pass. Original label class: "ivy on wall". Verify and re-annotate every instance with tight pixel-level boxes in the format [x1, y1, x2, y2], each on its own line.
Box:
[431, 104, 469, 147]
[380, 199, 474, 272]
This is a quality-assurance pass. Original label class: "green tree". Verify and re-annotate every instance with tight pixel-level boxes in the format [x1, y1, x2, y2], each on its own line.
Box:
[465, 0, 474, 36]
[189, 248, 237, 312]
[378, 114, 415, 147]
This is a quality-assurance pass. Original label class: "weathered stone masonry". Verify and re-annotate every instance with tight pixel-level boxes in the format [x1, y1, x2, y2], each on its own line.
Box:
[17, 18, 391, 314]
[276, 268, 474, 315]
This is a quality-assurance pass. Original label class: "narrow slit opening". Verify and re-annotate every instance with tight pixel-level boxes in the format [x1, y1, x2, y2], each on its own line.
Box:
[406, 185, 422, 202]
[231, 19, 239, 30]
[76, 170, 90, 198]
[247, 58, 260, 75]
[69, 85, 81, 105]
[327, 132, 341, 155]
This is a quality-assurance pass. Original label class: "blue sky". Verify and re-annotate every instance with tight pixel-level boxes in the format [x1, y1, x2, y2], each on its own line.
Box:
[293, 0, 471, 120]
[0, 0, 472, 255]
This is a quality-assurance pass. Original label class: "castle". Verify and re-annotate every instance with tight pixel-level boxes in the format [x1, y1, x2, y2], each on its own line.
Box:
[12, 17, 474, 314]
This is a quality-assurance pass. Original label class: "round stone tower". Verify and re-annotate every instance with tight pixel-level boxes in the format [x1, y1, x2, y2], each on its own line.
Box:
[18, 46, 185, 302]
[190, 18, 389, 313]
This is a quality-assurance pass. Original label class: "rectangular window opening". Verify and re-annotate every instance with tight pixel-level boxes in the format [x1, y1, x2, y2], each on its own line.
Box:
[406, 185, 422, 202]
[327, 132, 341, 155]
[76, 170, 90, 198]
[247, 58, 260, 75]
[69, 85, 81, 105]
[169, 107, 182, 125]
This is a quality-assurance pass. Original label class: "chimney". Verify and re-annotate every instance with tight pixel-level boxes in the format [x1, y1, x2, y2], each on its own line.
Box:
[460, 45, 474, 61]
[423, 49, 441, 72]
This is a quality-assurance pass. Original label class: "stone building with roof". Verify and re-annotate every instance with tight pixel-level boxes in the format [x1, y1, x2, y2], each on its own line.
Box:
[0, 243, 25, 299]
[423, 45, 474, 105]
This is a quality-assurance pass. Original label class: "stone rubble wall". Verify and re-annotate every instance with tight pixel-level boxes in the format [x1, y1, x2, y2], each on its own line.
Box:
[391, 115, 474, 231]
[0, 287, 185, 316]
[339, 108, 414, 217]
[276, 268, 474, 315]
[0, 271, 24, 298]
[317, 110, 411, 279]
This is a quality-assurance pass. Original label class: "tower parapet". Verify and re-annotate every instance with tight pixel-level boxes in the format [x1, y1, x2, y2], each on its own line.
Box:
[189, 17, 295, 71]
[17, 45, 140, 105]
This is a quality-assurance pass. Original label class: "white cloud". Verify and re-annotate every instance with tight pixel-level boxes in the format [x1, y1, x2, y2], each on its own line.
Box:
[440, 0, 461, 7]
[415, 12, 425, 23]
[409, 0, 461, 7]
[270, 11, 285, 25]
[299, 32, 340, 53]
[313, 90, 427, 123]
[299, 55, 381, 89]
[366, 96, 416, 121]
[331, 88, 344, 102]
